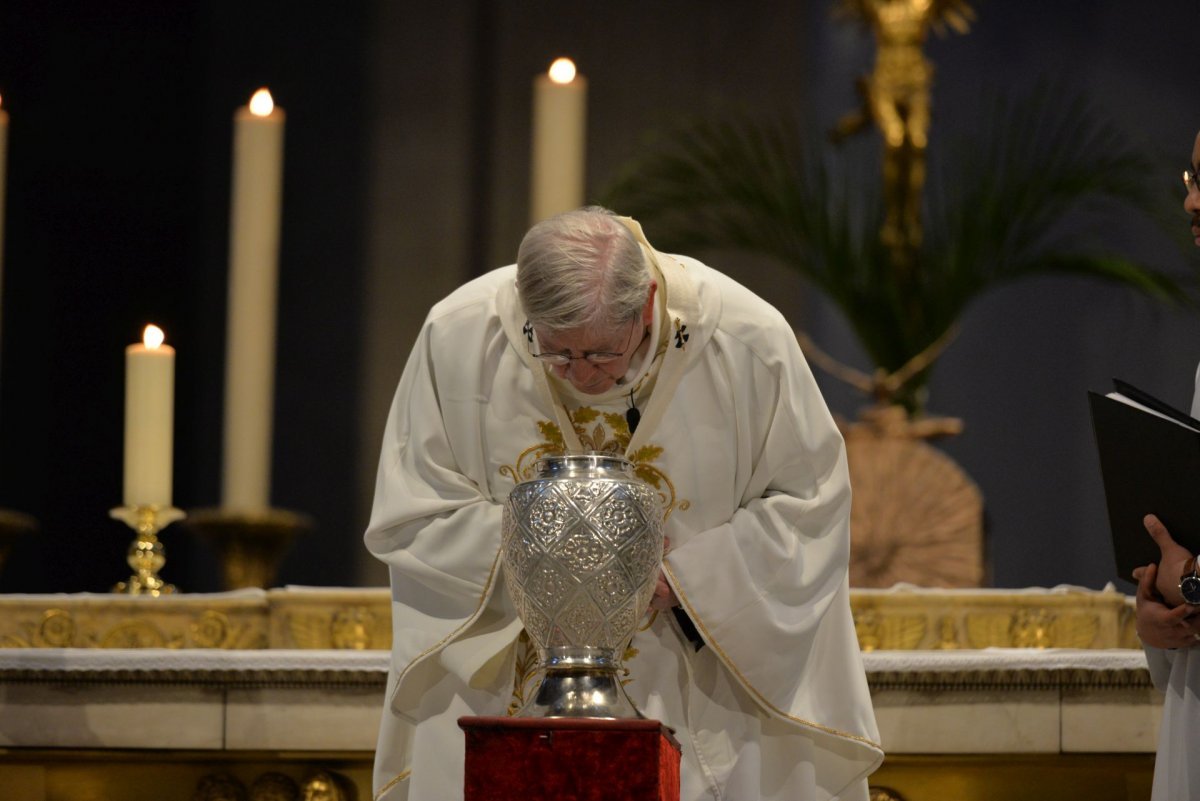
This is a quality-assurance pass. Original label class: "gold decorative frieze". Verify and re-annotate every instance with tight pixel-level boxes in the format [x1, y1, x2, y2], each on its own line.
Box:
[267, 588, 391, 650]
[0, 586, 1139, 651]
[0, 594, 268, 649]
[851, 587, 1137, 651]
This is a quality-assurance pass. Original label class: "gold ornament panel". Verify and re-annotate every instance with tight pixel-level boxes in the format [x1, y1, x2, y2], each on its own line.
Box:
[851, 588, 1137, 652]
[0, 588, 1139, 653]
[0, 590, 395, 651]
[268, 590, 391, 651]
[0, 597, 267, 649]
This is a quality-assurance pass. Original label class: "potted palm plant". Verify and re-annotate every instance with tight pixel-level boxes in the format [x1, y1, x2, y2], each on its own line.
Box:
[600, 88, 1191, 414]
[599, 87, 1194, 588]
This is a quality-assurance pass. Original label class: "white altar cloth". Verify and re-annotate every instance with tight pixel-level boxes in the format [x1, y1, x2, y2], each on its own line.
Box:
[0, 646, 1147, 682]
[865, 647, 1147, 674]
[0, 646, 389, 675]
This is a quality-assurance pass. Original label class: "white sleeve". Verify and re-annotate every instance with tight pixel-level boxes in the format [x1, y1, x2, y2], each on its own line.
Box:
[662, 332, 868, 739]
[364, 319, 514, 701]
[365, 322, 503, 609]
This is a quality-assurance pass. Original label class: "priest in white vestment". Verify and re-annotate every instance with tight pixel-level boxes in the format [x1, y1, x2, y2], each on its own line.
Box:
[365, 206, 883, 800]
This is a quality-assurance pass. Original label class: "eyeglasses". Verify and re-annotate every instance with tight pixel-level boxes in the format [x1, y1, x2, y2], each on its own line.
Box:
[530, 320, 647, 367]
[1184, 169, 1199, 193]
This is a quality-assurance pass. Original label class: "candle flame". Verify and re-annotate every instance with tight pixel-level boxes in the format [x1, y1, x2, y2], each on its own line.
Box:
[548, 58, 577, 85]
[249, 88, 275, 117]
[143, 324, 166, 350]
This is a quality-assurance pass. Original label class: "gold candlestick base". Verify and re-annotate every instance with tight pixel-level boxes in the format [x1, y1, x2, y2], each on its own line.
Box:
[0, 509, 37, 578]
[110, 505, 185, 596]
[182, 508, 312, 590]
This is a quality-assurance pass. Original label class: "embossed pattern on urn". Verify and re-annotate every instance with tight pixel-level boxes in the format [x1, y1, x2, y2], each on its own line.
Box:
[501, 453, 664, 718]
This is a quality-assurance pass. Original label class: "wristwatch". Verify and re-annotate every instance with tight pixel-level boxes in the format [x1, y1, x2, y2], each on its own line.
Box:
[1179, 556, 1200, 605]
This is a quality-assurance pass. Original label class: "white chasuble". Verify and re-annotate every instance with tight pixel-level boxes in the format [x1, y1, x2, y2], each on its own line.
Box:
[365, 226, 882, 801]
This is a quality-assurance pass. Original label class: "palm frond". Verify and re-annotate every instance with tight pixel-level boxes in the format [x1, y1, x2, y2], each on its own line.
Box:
[599, 87, 1192, 409]
[602, 116, 883, 293]
[927, 87, 1180, 295]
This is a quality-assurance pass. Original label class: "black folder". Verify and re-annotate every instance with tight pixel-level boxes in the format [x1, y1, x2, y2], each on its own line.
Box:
[1088, 381, 1200, 583]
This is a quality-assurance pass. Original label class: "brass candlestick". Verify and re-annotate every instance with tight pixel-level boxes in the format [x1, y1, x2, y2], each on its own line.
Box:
[182, 508, 311, 590]
[110, 505, 185, 595]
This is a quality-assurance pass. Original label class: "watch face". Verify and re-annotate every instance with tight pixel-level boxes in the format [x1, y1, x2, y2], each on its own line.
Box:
[1181, 575, 1200, 605]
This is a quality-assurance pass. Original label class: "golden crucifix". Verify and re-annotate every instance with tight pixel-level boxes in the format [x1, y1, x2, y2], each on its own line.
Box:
[831, 0, 974, 257]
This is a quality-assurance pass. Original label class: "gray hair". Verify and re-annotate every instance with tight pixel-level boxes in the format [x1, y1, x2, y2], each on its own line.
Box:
[516, 206, 651, 333]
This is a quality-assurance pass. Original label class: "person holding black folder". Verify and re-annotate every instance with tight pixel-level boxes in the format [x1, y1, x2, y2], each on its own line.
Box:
[1132, 129, 1200, 801]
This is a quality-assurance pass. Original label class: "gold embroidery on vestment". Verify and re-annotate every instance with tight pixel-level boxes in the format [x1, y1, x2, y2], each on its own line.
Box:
[498, 407, 690, 519]
[374, 768, 411, 801]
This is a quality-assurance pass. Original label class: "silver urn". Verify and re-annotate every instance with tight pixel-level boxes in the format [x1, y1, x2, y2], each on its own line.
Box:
[501, 453, 665, 718]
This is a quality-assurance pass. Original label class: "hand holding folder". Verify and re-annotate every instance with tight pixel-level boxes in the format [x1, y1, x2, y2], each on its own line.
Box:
[1088, 380, 1200, 583]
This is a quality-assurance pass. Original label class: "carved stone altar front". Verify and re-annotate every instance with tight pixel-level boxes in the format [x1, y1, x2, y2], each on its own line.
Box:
[0, 586, 1159, 801]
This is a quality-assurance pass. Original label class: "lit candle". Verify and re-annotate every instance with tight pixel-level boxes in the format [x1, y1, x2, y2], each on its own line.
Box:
[530, 57, 587, 223]
[223, 87, 285, 512]
[124, 325, 175, 508]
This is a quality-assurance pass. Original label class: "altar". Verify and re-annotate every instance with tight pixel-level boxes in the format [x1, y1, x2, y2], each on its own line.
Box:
[0, 586, 1161, 801]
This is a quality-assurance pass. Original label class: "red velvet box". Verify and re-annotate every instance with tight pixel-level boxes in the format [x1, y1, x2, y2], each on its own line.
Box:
[459, 716, 681, 801]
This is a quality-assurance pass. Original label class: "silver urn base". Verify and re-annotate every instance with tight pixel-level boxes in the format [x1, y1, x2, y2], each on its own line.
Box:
[518, 646, 642, 719]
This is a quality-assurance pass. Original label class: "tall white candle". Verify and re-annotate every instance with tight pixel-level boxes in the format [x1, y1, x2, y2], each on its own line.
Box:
[530, 57, 587, 224]
[124, 325, 175, 508]
[223, 87, 285, 512]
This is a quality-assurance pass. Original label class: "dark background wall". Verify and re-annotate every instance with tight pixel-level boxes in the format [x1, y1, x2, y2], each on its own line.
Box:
[0, 1, 1196, 593]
